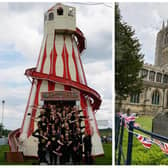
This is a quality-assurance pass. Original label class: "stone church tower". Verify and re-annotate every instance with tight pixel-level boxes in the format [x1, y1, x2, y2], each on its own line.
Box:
[117, 20, 168, 116]
[155, 21, 168, 66]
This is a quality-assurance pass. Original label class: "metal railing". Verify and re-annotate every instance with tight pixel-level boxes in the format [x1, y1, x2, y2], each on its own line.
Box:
[115, 114, 168, 165]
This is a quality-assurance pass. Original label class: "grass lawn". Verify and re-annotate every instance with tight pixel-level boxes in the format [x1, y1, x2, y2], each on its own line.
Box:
[0, 143, 112, 165]
[95, 143, 112, 165]
[117, 115, 168, 165]
[0, 145, 38, 165]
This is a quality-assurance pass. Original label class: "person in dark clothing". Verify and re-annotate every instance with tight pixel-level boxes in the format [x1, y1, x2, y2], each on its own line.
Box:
[32, 130, 49, 163]
[71, 128, 82, 165]
[48, 124, 56, 136]
[64, 133, 72, 164]
[76, 128, 83, 163]
[38, 115, 48, 132]
[33, 102, 92, 165]
[83, 131, 92, 164]
[48, 130, 58, 164]
[51, 128, 62, 164]
[57, 134, 65, 164]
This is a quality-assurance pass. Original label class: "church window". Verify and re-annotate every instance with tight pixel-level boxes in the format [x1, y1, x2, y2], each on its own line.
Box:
[156, 73, 162, 83]
[149, 71, 155, 82]
[49, 12, 54, 20]
[141, 69, 148, 79]
[152, 90, 160, 105]
[163, 74, 168, 83]
[130, 93, 140, 103]
[166, 91, 168, 107]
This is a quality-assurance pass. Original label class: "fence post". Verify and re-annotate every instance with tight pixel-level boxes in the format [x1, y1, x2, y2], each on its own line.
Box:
[115, 114, 120, 150]
[126, 121, 134, 165]
[117, 118, 125, 165]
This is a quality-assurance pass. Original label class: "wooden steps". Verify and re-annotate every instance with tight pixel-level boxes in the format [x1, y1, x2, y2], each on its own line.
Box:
[5, 152, 24, 162]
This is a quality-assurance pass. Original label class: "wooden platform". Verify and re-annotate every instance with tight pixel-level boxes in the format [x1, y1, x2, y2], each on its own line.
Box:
[5, 152, 24, 162]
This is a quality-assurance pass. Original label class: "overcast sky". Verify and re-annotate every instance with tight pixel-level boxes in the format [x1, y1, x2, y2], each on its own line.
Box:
[119, 3, 168, 65]
[0, 2, 112, 130]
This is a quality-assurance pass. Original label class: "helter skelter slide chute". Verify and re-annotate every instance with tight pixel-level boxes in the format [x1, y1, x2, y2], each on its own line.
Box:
[8, 3, 104, 157]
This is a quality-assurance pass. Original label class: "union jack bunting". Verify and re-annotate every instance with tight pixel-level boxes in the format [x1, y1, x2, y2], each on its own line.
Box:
[130, 129, 168, 155]
[120, 114, 136, 127]
[125, 115, 136, 124]
[153, 138, 161, 147]
[134, 122, 141, 128]
[160, 142, 168, 155]
[135, 134, 152, 149]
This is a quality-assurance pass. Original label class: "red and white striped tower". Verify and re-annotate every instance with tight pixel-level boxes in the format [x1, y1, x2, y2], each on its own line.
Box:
[18, 3, 104, 157]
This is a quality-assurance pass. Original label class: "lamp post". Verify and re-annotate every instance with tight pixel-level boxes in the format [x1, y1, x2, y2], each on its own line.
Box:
[1, 100, 5, 135]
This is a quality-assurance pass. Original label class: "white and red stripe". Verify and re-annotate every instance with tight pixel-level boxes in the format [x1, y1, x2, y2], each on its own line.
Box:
[19, 4, 103, 157]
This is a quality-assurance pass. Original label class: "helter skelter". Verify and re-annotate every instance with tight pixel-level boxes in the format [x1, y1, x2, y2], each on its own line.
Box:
[8, 3, 104, 157]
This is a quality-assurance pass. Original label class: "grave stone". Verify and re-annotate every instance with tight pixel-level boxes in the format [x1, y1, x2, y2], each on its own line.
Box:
[152, 111, 168, 138]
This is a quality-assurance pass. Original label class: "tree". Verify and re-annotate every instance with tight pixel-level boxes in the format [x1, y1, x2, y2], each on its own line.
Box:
[0, 123, 3, 137]
[115, 3, 144, 107]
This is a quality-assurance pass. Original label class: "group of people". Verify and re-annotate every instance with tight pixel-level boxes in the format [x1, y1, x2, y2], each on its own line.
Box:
[32, 102, 93, 165]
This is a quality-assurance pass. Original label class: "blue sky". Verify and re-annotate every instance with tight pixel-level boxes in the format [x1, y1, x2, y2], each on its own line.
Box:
[0, 2, 112, 130]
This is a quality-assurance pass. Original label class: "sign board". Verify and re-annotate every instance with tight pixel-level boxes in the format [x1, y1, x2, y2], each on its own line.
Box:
[41, 91, 80, 101]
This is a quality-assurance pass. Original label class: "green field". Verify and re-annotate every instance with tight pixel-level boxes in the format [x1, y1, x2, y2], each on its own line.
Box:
[95, 143, 112, 165]
[0, 145, 38, 165]
[0, 143, 112, 165]
[117, 116, 168, 165]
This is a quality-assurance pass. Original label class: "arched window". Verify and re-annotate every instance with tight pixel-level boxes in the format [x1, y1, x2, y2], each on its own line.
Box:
[49, 12, 54, 21]
[152, 90, 160, 105]
[141, 69, 148, 79]
[156, 73, 162, 83]
[130, 93, 140, 103]
[149, 71, 155, 81]
[57, 7, 63, 15]
[163, 74, 168, 83]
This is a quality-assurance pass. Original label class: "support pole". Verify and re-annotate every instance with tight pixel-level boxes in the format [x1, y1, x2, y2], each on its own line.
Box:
[1, 100, 5, 136]
[1, 100, 5, 126]
[117, 118, 125, 165]
[126, 121, 134, 165]
[115, 114, 120, 150]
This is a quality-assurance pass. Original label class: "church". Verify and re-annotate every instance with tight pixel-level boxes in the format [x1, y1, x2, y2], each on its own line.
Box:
[118, 22, 168, 115]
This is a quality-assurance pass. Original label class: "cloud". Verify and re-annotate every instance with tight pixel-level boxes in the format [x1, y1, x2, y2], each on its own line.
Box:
[96, 98, 112, 121]
[84, 60, 112, 99]
[0, 66, 27, 84]
[3, 105, 25, 130]
[76, 3, 112, 61]
[119, 3, 168, 64]
[0, 3, 112, 62]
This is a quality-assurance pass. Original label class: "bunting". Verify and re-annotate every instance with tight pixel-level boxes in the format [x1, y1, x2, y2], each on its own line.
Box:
[130, 131, 168, 155]
[119, 113, 168, 155]
[120, 113, 136, 128]
[135, 134, 152, 149]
